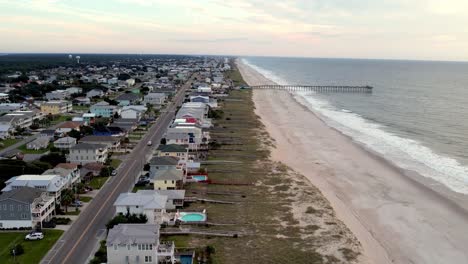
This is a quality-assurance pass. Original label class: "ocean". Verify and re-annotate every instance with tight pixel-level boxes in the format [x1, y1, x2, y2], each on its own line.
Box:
[242, 56, 468, 194]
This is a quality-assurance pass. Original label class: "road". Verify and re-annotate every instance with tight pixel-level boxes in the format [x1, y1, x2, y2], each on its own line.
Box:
[0, 121, 68, 156]
[41, 75, 194, 264]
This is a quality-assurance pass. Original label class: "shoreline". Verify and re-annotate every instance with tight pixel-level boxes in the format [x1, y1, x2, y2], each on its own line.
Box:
[237, 58, 468, 264]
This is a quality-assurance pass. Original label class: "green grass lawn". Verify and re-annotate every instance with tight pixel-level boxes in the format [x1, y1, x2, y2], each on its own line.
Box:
[110, 158, 122, 168]
[89, 176, 109, 189]
[50, 115, 70, 125]
[72, 105, 90, 111]
[0, 138, 21, 150]
[0, 230, 64, 264]
[64, 209, 81, 215]
[79, 196, 93, 202]
[18, 143, 51, 154]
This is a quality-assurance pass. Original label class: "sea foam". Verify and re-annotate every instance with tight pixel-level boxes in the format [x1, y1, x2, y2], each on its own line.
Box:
[242, 58, 468, 194]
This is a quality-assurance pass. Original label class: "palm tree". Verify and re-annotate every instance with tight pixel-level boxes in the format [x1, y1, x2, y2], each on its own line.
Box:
[61, 189, 74, 213]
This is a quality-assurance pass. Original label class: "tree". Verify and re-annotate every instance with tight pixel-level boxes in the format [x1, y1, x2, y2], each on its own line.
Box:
[61, 189, 74, 213]
[160, 138, 167, 145]
[39, 153, 66, 167]
[68, 129, 81, 139]
[117, 73, 131, 81]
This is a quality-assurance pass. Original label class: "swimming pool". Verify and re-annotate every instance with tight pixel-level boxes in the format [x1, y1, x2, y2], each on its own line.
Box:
[178, 212, 206, 222]
[192, 175, 207, 181]
[179, 254, 193, 264]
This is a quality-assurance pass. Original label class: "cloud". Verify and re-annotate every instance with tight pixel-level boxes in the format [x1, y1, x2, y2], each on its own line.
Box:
[168, 37, 248, 43]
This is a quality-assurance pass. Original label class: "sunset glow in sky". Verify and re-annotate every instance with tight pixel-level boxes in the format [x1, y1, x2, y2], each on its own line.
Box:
[1, 0, 468, 60]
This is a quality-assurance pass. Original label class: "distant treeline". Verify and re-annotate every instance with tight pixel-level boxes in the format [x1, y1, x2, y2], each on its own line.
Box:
[0, 53, 205, 75]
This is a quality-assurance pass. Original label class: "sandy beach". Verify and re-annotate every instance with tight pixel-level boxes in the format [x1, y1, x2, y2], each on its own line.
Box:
[237, 59, 468, 264]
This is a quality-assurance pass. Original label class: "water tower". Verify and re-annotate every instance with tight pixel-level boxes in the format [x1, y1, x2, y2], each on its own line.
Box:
[76, 56, 81, 64]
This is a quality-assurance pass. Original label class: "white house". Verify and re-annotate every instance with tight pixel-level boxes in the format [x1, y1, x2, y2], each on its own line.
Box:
[86, 89, 105, 98]
[54, 136, 77, 149]
[143, 93, 166, 108]
[120, 107, 146, 120]
[2, 175, 68, 203]
[0, 187, 55, 229]
[26, 136, 50, 150]
[113, 191, 168, 224]
[68, 143, 109, 165]
[106, 224, 175, 264]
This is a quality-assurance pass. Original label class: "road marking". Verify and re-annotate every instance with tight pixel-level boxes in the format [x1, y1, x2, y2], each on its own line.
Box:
[56, 159, 137, 264]
[46, 80, 192, 263]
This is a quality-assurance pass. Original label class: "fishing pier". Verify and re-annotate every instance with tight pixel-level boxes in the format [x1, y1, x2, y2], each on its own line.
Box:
[250, 85, 373, 93]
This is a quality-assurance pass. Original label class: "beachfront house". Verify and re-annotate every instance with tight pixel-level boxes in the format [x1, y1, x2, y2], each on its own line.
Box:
[156, 144, 188, 161]
[113, 191, 168, 224]
[153, 168, 184, 190]
[106, 224, 175, 264]
[153, 190, 185, 210]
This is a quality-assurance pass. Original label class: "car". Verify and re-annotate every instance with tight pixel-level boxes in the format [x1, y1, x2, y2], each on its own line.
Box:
[111, 170, 117, 176]
[147, 140, 152, 146]
[71, 200, 83, 207]
[25, 232, 44, 240]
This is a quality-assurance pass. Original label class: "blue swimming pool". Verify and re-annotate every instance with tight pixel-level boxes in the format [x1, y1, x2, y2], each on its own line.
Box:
[179, 212, 206, 222]
[179, 255, 193, 264]
[192, 175, 207, 181]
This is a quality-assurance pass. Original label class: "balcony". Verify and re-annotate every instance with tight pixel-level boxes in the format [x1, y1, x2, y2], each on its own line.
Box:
[157, 241, 175, 255]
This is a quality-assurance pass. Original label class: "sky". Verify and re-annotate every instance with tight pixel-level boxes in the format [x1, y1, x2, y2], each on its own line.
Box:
[1, 0, 468, 61]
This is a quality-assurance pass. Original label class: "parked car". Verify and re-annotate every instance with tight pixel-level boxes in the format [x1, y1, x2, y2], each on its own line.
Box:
[111, 170, 117, 176]
[147, 140, 152, 146]
[71, 200, 83, 207]
[25, 232, 44, 240]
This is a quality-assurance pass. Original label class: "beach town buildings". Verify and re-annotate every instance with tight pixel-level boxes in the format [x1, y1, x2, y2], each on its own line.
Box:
[116, 93, 140, 106]
[46, 90, 69, 100]
[113, 191, 168, 224]
[86, 89, 105, 98]
[156, 144, 188, 161]
[0, 187, 55, 229]
[2, 174, 68, 203]
[153, 169, 184, 190]
[79, 135, 121, 150]
[90, 101, 119, 118]
[106, 224, 175, 264]
[40, 100, 72, 115]
[54, 136, 77, 149]
[26, 136, 50, 150]
[55, 121, 81, 135]
[68, 143, 109, 165]
[143, 93, 166, 108]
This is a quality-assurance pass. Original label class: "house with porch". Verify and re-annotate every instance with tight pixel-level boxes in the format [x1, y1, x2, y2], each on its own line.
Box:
[106, 224, 175, 264]
[26, 136, 50, 150]
[156, 144, 188, 161]
[152, 168, 184, 190]
[79, 135, 121, 150]
[54, 136, 77, 149]
[113, 191, 168, 224]
[68, 143, 109, 165]
[0, 187, 55, 229]
[2, 174, 68, 203]
[90, 101, 119, 118]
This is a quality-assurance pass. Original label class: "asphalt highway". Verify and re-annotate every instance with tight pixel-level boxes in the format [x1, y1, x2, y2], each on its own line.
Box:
[41, 75, 194, 264]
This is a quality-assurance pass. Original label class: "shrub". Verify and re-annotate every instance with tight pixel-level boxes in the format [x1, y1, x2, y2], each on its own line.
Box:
[10, 244, 24, 256]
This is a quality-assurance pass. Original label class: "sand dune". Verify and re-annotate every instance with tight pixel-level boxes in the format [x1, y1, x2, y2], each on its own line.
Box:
[237, 59, 468, 264]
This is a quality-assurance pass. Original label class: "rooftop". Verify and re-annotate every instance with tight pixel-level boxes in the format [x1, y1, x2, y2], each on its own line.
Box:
[157, 144, 187, 153]
[70, 142, 107, 150]
[0, 186, 44, 204]
[149, 156, 179, 166]
[106, 224, 159, 246]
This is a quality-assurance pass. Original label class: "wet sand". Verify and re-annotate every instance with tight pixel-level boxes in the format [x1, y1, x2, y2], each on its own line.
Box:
[237, 59, 468, 264]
